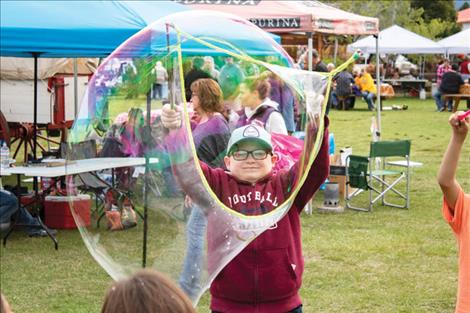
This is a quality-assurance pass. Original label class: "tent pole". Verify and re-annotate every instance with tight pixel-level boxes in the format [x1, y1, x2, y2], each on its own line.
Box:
[375, 34, 381, 140]
[307, 32, 313, 71]
[333, 36, 338, 65]
[74, 58, 78, 118]
[142, 90, 151, 268]
[33, 53, 39, 159]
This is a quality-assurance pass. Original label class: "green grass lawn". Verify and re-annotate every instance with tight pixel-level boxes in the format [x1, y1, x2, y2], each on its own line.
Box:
[1, 96, 469, 312]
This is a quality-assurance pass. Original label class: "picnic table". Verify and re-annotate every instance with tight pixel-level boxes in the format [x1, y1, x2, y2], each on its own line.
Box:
[443, 94, 470, 112]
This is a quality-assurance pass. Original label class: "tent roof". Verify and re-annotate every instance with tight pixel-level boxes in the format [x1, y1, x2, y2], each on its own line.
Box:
[181, 0, 378, 35]
[0, 1, 188, 57]
[347, 25, 444, 54]
[457, 8, 470, 24]
[437, 28, 470, 54]
[0, 0, 281, 58]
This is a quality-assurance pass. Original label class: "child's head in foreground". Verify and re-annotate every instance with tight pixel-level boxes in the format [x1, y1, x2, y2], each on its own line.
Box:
[224, 125, 278, 183]
[101, 269, 195, 313]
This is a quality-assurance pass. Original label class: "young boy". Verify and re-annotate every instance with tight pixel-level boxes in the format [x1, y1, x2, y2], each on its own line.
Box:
[438, 111, 470, 313]
[162, 104, 329, 313]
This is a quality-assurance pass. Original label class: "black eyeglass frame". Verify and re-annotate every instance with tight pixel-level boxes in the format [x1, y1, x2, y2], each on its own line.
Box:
[230, 149, 272, 161]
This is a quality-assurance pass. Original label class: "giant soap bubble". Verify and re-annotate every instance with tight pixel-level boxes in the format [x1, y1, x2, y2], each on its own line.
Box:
[64, 10, 356, 307]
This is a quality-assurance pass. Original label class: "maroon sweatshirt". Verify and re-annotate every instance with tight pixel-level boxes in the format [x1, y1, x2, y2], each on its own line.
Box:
[196, 121, 330, 313]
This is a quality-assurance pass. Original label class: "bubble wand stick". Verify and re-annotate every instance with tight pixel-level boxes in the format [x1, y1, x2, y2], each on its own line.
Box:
[165, 23, 176, 110]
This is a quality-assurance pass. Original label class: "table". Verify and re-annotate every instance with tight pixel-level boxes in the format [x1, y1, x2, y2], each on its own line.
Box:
[379, 79, 427, 97]
[442, 94, 470, 112]
[1, 157, 158, 177]
[1, 157, 158, 249]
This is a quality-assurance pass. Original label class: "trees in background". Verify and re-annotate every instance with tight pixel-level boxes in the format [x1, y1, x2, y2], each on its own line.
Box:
[324, 0, 460, 40]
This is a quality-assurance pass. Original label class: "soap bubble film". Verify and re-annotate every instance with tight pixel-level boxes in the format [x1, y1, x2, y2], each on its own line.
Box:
[64, 10, 354, 307]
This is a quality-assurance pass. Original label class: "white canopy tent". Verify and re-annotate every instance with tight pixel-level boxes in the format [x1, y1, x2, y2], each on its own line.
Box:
[437, 28, 470, 55]
[347, 25, 445, 139]
[347, 25, 445, 54]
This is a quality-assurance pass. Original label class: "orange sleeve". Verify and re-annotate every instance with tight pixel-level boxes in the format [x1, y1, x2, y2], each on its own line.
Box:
[442, 187, 469, 235]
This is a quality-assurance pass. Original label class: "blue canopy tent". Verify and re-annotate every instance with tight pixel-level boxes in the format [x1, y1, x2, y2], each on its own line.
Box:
[0, 1, 281, 57]
[0, 1, 189, 57]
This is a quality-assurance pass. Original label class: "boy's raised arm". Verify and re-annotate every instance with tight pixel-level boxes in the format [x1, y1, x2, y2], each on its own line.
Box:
[438, 112, 469, 209]
[291, 115, 330, 211]
[161, 104, 216, 210]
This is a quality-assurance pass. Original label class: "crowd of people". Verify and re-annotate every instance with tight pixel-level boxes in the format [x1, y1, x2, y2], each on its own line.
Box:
[179, 56, 296, 134]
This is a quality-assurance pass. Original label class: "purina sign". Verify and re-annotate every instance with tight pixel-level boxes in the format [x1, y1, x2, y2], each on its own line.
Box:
[174, 0, 261, 5]
[249, 18, 301, 29]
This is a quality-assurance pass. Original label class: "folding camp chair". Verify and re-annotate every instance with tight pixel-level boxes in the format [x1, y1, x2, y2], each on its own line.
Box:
[345, 140, 411, 212]
[60, 140, 107, 216]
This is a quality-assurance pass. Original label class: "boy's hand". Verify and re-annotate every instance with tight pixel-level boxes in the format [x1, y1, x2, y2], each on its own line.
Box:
[161, 104, 182, 129]
[449, 111, 469, 141]
[184, 195, 193, 208]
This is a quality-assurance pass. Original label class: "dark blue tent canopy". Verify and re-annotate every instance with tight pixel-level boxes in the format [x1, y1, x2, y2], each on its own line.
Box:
[0, 0, 281, 58]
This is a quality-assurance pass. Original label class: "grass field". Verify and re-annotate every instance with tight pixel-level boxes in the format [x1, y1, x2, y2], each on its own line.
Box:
[1, 96, 469, 312]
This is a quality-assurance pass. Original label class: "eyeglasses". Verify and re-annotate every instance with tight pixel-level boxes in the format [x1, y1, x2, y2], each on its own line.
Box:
[231, 149, 271, 161]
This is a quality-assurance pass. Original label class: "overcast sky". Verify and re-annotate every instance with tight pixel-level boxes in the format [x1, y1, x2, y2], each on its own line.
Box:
[455, 0, 470, 9]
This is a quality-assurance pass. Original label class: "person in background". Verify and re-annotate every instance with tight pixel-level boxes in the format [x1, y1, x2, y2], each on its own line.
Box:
[203, 56, 220, 81]
[358, 66, 376, 111]
[310, 49, 328, 72]
[459, 54, 469, 83]
[179, 79, 230, 299]
[437, 111, 470, 313]
[101, 269, 196, 313]
[333, 68, 355, 110]
[437, 58, 451, 86]
[184, 57, 212, 102]
[217, 57, 245, 130]
[236, 75, 288, 135]
[434, 64, 464, 112]
[391, 68, 400, 80]
[352, 70, 362, 96]
[434, 58, 452, 111]
[218, 57, 245, 101]
[242, 61, 260, 77]
[268, 73, 296, 134]
[299, 49, 328, 72]
[325, 63, 336, 114]
[0, 190, 57, 237]
[153, 61, 168, 100]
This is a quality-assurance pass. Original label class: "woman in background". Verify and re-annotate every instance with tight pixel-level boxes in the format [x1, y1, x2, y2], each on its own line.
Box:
[178, 78, 230, 300]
